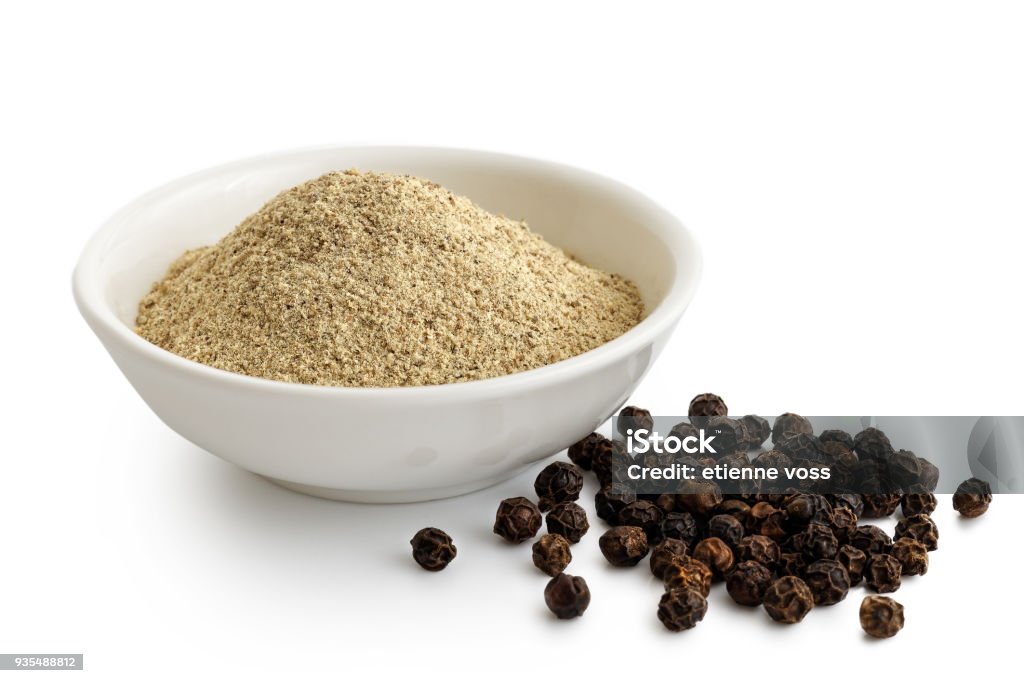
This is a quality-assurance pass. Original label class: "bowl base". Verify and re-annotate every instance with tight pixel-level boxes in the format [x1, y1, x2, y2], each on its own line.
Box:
[262, 467, 532, 503]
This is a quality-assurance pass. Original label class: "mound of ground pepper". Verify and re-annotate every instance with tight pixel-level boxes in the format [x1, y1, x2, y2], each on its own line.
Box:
[135, 170, 643, 387]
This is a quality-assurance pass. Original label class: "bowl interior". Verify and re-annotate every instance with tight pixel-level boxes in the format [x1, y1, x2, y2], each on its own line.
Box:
[91, 147, 688, 335]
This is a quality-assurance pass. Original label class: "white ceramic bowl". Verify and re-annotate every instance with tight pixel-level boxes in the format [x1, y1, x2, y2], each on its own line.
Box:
[73, 146, 701, 502]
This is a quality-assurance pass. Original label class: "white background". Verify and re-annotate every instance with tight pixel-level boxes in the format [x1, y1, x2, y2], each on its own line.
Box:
[3, 1, 1023, 680]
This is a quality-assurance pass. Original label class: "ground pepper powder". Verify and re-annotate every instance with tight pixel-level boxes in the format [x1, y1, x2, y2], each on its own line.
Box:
[136, 170, 643, 387]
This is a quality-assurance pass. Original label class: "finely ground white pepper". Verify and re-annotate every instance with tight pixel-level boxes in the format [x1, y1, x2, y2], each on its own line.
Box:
[135, 170, 644, 387]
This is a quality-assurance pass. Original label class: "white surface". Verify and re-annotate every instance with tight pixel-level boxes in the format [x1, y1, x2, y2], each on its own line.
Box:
[72, 146, 700, 501]
[3, 0, 1024, 680]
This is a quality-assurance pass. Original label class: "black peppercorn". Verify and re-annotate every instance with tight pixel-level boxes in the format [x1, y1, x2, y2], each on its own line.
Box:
[493, 497, 542, 543]
[860, 595, 905, 638]
[749, 501, 789, 541]
[865, 554, 902, 593]
[889, 449, 924, 488]
[705, 416, 746, 455]
[726, 561, 773, 606]
[853, 427, 894, 461]
[918, 457, 941, 492]
[657, 588, 708, 631]
[599, 526, 649, 567]
[688, 393, 728, 425]
[772, 413, 813, 445]
[617, 500, 664, 543]
[676, 479, 724, 517]
[617, 405, 654, 436]
[532, 533, 572, 576]
[894, 513, 938, 551]
[819, 429, 855, 450]
[669, 420, 698, 442]
[693, 537, 735, 579]
[594, 485, 636, 525]
[410, 527, 457, 571]
[832, 493, 865, 518]
[890, 537, 929, 576]
[836, 544, 867, 586]
[860, 493, 901, 519]
[649, 538, 690, 580]
[803, 559, 851, 606]
[753, 449, 794, 473]
[953, 477, 993, 518]
[900, 489, 938, 517]
[534, 461, 584, 511]
[740, 415, 771, 449]
[776, 432, 824, 464]
[707, 514, 745, 548]
[784, 493, 834, 528]
[736, 534, 781, 568]
[777, 552, 808, 579]
[592, 439, 627, 488]
[546, 502, 590, 543]
[661, 511, 700, 547]
[849, 525, 893, 557]
[763, 576, 814, 624]
[715, 499, 751, 524]
[830, 506, 858, 545]
[567, 432, 604, 471]
[544, 573, 590, 619]
[663, 556, 713, 597]
[790, 522, 838, 561]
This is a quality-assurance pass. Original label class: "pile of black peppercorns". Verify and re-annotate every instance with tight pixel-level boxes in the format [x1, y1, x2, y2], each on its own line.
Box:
[410, 393, 994, 638]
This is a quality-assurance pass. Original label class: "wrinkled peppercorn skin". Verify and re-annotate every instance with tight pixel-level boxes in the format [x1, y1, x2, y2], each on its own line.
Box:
[850, 525, 893, 557]
[865, 554, 902, 593]
[726, 561, 773, 606]
[736, 534, 781, 568]
[664, 556, 713, 597]
[544, 573, 591, 619]
[693, 537, 735, 578]
[706, 416, 746, 456]
[803, 559, 851, 605]
[618, 406, 654, 437]
[616, 500, 664, 544]
[410, 527, 457, 571]
[890, 537, 929, 576]
[532, 534, 572, 576]
[649, 539, 690, 580]
[534, 461, 584, 511]
[707, 514, 745, 548]
[860, 596, 905, 638]
[567, 432, 604, 471]
[790, 523, 838, 561]
[953, 478, 993, 518]
[860, 493, 901, 518]
[688, 393, 728, 424]
[894, 513, 938, 552]
[854, 427, 895, 461]
[493, 497, 542, 543]
[599, 526, 649, 567]
[658, 588, 708, 631]
[819, 429, 855, 450]
[594, 485, 636, 525]
[772, 413, 813, 444]
[740, 415, 771, 450]
[546, 502, 590, 543]
[763, 576, 814, 624]
[661, 511, 700, 547]
[900, 490, 937, 517]
[836, 544, 867, 586]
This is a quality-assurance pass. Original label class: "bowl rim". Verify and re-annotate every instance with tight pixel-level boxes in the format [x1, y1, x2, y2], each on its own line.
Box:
[72, 144, 702, 399]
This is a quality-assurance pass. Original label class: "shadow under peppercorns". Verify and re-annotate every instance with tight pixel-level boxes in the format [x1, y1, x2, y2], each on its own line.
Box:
[176, 439, 563, 573]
